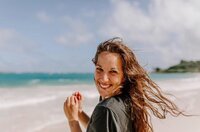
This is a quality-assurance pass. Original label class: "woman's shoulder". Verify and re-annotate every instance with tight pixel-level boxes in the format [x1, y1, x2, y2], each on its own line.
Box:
[88, 94, 133, 132]
[97, 94, 131, 113]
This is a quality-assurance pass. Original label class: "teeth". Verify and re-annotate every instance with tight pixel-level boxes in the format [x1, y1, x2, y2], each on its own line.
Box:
[99, 84, 110, 88]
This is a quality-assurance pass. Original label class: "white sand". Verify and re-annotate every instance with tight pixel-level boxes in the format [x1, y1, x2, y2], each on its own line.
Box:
[152, 89, 200, 132]
[0, 80, 200, 132]
[0, 85, 98, 132]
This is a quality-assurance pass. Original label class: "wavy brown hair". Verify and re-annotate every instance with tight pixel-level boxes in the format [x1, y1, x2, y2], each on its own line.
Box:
[92, 37, 184, 132]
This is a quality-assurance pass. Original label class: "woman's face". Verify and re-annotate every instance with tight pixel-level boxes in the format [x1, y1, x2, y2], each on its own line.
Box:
[94, 51, 125, 99]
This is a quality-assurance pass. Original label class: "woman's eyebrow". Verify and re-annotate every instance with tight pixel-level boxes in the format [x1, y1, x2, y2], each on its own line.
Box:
[96, 64, 101, 67]
[111, 68, 118, 71]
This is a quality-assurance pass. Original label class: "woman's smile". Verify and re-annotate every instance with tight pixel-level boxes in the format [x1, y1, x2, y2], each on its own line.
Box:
[99, 83, 112, 89]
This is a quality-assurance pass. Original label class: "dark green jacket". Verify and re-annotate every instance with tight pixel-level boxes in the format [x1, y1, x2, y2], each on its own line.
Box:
[86, 94, 134, 132]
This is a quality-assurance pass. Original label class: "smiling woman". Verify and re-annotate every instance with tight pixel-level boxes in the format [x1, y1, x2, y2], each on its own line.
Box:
[94, 51, 125, 99]
[63, 37, 185, 132]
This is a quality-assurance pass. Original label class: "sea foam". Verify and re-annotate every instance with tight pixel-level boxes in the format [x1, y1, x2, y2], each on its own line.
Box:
[0, 95, 57, 109]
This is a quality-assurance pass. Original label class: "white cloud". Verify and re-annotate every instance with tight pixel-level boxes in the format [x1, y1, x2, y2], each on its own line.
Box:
[0, 28, 16, 47]
[100, 0, 200, 69]
[0, 28, 31, 52]
[55, 33, 93, 46]
[55, 16, 93, 46]
[0, 28, 46, 73]
[36, 11, 51, 23]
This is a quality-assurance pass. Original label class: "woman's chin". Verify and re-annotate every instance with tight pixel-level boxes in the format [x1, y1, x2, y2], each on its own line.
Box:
[99, 93, 107, 99]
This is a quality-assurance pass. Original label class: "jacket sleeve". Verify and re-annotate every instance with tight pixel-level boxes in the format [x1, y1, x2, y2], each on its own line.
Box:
[86, 106, 120, 132]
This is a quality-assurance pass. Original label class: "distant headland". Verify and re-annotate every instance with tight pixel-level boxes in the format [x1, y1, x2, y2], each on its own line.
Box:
[154, 60, 200, 73]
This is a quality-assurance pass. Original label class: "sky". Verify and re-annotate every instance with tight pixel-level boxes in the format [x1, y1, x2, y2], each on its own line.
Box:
[0, 0, 200, 73]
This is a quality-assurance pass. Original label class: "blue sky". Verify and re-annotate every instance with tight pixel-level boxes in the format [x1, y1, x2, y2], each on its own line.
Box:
[0, 0, 200, 73]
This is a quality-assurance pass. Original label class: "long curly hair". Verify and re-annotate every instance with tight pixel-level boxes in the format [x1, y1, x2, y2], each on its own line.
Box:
[92, 37, 183, 132]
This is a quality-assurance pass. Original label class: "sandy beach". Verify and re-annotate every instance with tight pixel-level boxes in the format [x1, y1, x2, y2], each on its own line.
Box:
[0, 85, 98, 132]
[152, 85, 200, 132]
[0, 77, 200, 132]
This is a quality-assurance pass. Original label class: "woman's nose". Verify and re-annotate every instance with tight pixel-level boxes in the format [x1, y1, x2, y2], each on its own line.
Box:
[101, 73, 109, 82]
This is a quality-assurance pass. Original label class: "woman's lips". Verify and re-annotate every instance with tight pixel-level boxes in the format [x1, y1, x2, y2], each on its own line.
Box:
[99, 83, 111, 89]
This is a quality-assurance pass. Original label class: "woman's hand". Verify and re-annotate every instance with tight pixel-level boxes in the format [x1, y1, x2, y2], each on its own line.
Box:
[64, 92, 90, 129]
[72, 92, 84, 113]
[72, 92, 90, 129]
[64, 95, 79, 121]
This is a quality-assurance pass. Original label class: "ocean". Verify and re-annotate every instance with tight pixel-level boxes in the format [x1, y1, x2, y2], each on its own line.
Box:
[0, 73, 94, 87]
[0, 72, 197, 87]
[0, 73, 200, 132]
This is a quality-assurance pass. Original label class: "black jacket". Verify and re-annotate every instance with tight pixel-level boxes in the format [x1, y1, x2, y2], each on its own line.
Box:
[86, 94, 133, 132]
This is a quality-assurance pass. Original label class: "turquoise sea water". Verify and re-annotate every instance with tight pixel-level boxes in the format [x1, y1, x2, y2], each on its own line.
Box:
[0, 72, 196, 87]
[0, 73, 94, 87]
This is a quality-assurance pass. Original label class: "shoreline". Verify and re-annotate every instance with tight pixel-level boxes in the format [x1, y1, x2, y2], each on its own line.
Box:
[0, 77, 200, 132]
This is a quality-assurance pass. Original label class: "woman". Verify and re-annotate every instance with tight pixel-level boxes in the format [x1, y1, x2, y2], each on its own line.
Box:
[64, 37, 183, 132]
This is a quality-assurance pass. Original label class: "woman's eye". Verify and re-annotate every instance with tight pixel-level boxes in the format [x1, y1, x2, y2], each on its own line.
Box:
[96, 67, 103, 72]
[110, 70, 117, 74]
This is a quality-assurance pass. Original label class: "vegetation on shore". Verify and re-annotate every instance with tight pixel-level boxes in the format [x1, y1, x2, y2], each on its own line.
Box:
[154, 60, 200, 73]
